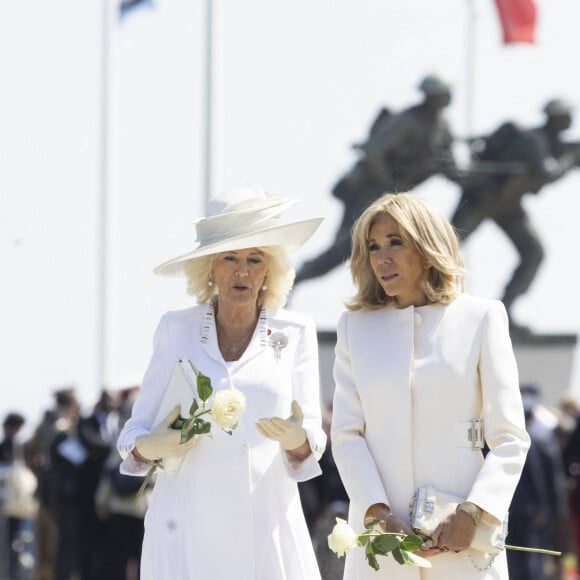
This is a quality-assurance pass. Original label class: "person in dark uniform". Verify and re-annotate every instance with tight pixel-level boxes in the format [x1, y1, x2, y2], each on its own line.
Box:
[28, 387, 79, 580]
[451, 99, 580, 337]
[294, 74, 458, 286]
[77, 390, 120, 580]
[48, 390, 85, 580]
[507, 384, 568, 580]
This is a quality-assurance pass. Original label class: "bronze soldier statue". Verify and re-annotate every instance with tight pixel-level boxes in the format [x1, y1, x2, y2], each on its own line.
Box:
[295, 74, 458, 285]
[451, 99, 580, 338]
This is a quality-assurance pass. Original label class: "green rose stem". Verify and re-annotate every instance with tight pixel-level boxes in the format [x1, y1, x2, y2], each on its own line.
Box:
[134, 365, 213, 503]
[416, 536, 562, 556]
[505, 545, 562, 556]
[358, 531, 563, 568]
[418, 531, 563, 557]
[330, 518, 563, 573]
[135, 459, 161, 501]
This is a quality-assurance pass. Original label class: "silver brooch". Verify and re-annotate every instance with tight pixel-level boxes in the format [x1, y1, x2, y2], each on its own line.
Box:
[268, 331, 288, 362]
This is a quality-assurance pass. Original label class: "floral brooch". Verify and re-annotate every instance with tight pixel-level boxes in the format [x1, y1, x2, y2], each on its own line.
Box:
[268, 331, 288, 362]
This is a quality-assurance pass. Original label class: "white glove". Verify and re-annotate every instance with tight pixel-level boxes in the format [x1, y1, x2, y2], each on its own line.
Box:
[256, 401, 308, 451]
[134, 406, 196, 461]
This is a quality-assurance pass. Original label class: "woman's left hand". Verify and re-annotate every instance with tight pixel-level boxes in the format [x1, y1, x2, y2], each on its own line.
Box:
[429, 509, 477, 553]
[256, 401, 307, 451]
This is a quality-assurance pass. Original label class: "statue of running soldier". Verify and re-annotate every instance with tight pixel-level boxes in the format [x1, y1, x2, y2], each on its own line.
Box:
[451, 99, 580, 337]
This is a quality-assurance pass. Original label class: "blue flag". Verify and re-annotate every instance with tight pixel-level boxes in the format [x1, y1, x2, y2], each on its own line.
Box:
[120, 0, 154, 17]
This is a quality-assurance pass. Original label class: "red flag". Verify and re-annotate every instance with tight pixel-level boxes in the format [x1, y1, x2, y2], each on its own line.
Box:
[493, 0, 538, 44]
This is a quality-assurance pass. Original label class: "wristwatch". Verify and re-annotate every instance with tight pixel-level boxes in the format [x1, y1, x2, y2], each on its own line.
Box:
[457, 501, 483, 525]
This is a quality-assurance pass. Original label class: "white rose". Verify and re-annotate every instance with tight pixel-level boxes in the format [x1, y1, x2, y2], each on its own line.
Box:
[211, 387, 247, 430]
[328, 517, 358, 558]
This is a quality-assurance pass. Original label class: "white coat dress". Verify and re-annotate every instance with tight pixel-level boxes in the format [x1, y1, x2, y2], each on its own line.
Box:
[331, 294, 530, 579]
[117, 302, 326, 580]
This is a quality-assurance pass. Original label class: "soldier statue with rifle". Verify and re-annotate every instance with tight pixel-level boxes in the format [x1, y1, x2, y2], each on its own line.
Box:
[295, 74, 459, 285]
[451, 99, 580, 338]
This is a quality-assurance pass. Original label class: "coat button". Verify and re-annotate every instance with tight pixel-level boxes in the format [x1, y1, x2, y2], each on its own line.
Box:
[414, 312, 422, 326]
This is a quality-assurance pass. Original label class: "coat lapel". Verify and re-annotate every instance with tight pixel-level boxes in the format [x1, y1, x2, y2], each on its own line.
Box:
[238, 307, 269, 363]
[199, 301, 222, 364]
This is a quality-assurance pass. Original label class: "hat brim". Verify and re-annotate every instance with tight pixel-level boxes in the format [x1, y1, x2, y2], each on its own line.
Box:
[154, 217, 324, 277]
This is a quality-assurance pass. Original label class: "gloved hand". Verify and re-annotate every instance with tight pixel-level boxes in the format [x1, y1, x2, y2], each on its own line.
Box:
[256, 401, 308, 451]
[134, 406, 196, 461]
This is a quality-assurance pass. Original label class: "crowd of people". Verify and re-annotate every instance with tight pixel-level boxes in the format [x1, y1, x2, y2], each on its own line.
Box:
[1, 185, 580, 580]
[0, 386, 147, 580]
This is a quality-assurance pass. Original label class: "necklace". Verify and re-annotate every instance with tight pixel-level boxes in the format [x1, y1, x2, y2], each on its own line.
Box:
[226, 329, 253, 353]
[223, 332, 252, 360]
[217, 321, 256, 360]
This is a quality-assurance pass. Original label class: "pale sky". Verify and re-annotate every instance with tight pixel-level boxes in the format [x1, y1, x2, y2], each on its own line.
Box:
[1, 0, 580, 430]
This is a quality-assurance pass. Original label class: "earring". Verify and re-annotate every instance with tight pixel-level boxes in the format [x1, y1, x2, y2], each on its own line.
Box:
[261, 276, 268, 291]
[208, 272, 215, 287]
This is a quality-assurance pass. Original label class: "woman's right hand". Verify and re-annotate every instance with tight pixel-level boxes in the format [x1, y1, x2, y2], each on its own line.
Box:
[364, 503, 444, 559]
[364, 503, 414, 535]
[134, 406, 196, 461]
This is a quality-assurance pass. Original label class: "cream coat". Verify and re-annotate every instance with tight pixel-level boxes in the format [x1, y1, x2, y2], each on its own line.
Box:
[331, 294, 530, 579]
[117, 303, 326, 580]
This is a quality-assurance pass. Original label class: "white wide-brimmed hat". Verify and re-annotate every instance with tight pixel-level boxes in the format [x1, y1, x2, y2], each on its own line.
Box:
[154, 184, 324, 276]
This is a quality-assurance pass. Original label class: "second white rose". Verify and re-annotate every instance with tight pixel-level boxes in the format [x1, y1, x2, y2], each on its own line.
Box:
[211, 387, 247, 431]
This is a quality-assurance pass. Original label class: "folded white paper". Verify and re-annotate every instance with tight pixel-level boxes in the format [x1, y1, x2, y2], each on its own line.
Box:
[154, 359, 198, 475]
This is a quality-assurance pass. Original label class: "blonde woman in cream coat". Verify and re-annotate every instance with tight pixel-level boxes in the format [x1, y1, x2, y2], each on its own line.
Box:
[331, 192, 530, 579]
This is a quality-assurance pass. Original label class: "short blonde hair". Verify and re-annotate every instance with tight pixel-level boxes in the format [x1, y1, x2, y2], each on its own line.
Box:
[348, 192, 465, 311]
[184, 246, 295, 310]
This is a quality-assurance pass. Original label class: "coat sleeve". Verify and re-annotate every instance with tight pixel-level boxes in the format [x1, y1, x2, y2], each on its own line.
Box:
[281, 314, 327, 482]
[331, 312, 390, 517]
[117, 313, 175, 475]
[467, 300, 531, 523]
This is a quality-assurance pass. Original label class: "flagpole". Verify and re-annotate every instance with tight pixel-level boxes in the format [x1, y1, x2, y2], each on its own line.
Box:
[461, 0, 477, 285]
[202, 0, 214, 210]
[465, 0, 477, 139]
[97, 0, 112, 393]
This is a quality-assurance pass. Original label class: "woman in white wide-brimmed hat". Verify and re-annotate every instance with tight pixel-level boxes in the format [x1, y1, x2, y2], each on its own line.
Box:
[117, 184, 327, 580]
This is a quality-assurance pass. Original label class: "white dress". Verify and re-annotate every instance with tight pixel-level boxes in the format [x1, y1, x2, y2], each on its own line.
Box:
[117, 302, 326, 580]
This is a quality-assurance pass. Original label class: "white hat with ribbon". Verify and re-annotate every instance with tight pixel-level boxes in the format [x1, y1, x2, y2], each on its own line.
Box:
[154, 183, 324, 276]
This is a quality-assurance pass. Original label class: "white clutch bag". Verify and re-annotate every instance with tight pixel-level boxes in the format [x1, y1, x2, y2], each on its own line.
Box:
[409, 486, 508, 556]
[152, 359, 198, 475]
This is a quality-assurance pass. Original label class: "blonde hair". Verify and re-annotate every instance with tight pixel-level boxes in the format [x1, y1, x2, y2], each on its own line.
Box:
[184, 246, 295, 310]
[348, 192, 465, 311]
